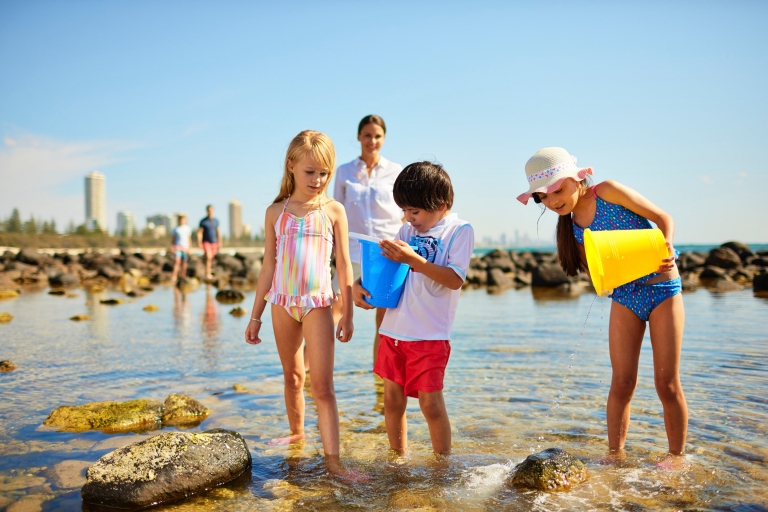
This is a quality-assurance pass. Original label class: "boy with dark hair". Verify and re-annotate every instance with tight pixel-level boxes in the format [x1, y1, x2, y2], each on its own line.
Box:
[352, 161, 474, 455]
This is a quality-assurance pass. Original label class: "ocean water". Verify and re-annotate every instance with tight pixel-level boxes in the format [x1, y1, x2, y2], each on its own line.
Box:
[1, 284, 767, 510]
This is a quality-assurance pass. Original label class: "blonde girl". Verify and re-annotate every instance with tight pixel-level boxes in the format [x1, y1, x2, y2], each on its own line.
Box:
[245, 130, 354, 474]
[517, 147, 688, 461]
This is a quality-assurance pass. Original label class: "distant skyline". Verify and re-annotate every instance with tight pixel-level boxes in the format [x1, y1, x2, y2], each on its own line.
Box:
[1, 1, 767, 244]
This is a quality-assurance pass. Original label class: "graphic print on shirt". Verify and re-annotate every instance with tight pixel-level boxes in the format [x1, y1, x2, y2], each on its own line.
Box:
[409, 235, 440, 271]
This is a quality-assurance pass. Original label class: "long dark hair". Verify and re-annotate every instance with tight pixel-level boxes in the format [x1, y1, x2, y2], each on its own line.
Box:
[358, 115, 386, 135]
[536, 178, 591, 276]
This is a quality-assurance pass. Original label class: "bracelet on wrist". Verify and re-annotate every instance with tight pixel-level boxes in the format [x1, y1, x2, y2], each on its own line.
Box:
[251, 317, 262, 324]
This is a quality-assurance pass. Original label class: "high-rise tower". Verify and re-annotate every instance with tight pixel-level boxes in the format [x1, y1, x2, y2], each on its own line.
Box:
[85, 171, 106, 231]
[229, 199, 242, 240]
[116, 211, 135, 237]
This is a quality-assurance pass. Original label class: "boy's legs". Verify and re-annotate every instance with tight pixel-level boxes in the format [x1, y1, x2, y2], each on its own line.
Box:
[171, 254, 181, 281]
[382, 378, 408, 455]
[271, 304, 307, 443]
[418, 391, 451, 454]
[180, 253, 188, 278]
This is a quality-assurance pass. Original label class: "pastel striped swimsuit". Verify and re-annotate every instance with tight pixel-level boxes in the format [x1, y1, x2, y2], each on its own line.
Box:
[266, 197, 336, 322]
[572, 187, 681, 321]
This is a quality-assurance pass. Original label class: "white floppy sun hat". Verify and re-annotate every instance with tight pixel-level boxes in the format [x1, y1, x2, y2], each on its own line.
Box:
[517, 147, 593, 205]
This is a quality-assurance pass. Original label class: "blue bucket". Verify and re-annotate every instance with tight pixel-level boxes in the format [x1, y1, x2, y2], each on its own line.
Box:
[352, 234, 412, 308]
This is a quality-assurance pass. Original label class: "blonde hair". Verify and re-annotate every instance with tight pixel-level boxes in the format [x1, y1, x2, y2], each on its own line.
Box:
[273, 130, 337, 203]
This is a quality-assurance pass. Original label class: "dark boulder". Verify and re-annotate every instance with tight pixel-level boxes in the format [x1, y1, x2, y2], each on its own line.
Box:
[721, 241, 756, 264]
[15, 248, 44, 266]
[98, 265, 124, 280]
[487, 268, 513, 288]
[508, 448, 587, 491]
[707, 275, 743, 293]
[122, 256, 147, 271]
[752, 257, 768, 267]
[465, 268, 487, 286]
[705, 247, 742, 270]
[216, 254, 244, 273]
[482, 249, 515, 273]
[215, 289, 245, 304]
[678, 252, 706, 272]
[532, 264, 570, 287]
[700, 266, 727, 278]
[517, 252, 539, 272]
[50, 273, 79, 287]
[81, 429, 251, 510]
[754, 273, 768, 293]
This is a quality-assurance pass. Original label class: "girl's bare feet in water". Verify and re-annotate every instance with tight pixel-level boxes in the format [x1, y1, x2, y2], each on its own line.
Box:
[595, 448, 629, 466]
[656, 452, 690, 471]
[267, 432, 305, 446]
[325, 455, 371, 484]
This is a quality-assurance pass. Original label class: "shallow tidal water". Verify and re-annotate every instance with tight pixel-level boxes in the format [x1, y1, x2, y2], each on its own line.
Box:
[1, 284, 767, 511]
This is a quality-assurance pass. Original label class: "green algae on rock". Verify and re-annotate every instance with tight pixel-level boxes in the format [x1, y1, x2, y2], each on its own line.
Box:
[43, 399, 163, 433]
[0, 360, 17, 372]
[229, 306, 247, 316]
[0, 312, 13, 324]
[81, 429, 252, 510]
[161, 394, 211, 426]
[509, 448, 587, 491]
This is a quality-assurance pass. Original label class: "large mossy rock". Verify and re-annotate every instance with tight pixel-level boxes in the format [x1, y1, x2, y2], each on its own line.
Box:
[162, 394, 211, 426]
[43, 399, 163, 433]
[509, 448, 587, 491]
[81, 429, 252, 510]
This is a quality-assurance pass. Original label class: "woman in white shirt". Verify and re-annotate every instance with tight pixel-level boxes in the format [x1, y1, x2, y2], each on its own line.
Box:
[333, 115, 403, 364]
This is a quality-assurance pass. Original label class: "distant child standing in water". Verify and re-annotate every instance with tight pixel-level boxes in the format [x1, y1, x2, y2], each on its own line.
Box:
[354, 162, 474, 455]
[170, 214, 191, 282]
[245, 130, 355, 476]
[517, 147, 688, 460]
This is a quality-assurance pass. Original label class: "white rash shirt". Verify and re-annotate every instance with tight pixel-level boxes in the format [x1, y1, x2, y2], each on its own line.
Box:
[379, 214, 474, 342]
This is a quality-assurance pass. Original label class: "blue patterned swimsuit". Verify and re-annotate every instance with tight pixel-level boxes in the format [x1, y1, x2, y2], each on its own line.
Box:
[572, 189, 682, 321]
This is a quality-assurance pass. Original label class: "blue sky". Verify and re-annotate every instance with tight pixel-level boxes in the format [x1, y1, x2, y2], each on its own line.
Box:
[1, 1, 766, 244]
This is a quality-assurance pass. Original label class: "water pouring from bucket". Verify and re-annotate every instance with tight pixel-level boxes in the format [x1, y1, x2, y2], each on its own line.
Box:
[350, 233, 414, 308]
[583, 228, 671, 296]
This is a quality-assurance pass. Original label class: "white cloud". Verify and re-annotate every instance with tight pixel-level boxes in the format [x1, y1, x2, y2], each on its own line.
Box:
[0, 129, 137, 227]
[699, 174, 714, 184]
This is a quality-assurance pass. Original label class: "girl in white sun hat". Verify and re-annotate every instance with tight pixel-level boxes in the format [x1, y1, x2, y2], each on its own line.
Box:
[518, 147, 688, 464]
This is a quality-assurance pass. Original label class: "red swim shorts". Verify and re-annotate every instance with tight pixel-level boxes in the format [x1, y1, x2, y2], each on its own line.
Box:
[202, 242, 218, 257]
[373, 334, 451, 398]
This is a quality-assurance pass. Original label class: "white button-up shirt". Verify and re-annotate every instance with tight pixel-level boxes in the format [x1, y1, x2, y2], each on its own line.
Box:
[334, 156, 403, 263]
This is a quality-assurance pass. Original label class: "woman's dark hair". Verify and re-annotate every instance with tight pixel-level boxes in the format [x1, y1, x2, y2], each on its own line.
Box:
[393, 161, 454, 211]
[540, 178, 592, 276]
[357, 115, 386, 135]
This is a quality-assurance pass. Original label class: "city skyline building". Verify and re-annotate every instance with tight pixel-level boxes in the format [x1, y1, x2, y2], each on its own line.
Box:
[146, 214, 175, 239]
[229, 199, 242, 240]
[116, 211, 135, 237]
[85, 171, 106, 231]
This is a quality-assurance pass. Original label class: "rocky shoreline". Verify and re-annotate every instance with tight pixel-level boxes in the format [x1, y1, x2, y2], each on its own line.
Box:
[466, 241, 768, 295]
[0, 242, 766, 306]
[0, 247, 262, 297]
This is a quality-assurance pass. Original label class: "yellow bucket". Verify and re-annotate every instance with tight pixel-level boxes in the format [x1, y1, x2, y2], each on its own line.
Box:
[584, 228, 669, 296]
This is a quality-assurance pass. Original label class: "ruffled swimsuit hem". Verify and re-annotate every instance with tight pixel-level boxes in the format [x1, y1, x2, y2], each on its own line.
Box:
[265, 291, 337, 308]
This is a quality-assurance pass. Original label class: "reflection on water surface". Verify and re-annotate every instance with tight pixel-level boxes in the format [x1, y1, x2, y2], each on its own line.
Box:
[1, 285, 767, 510]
